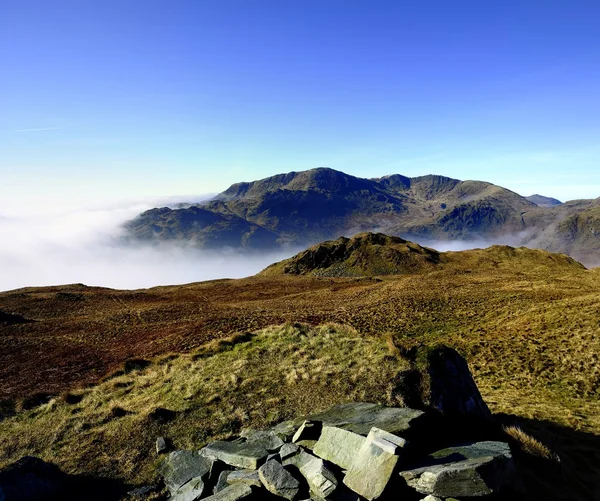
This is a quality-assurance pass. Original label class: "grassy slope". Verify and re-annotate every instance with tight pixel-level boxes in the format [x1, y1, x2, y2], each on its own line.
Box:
[0, 324, 408, 484]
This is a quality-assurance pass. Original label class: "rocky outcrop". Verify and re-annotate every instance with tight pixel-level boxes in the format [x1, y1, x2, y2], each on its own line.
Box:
[155, 401, 519, 501]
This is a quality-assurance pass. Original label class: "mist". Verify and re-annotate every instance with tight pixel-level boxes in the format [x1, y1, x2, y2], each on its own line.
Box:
[0, 198, 297, 293]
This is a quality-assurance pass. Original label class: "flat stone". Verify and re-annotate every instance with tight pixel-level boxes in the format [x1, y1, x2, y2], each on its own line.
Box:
[312, 426, 366, 470]
[202, 483, 254, 501]
[344, 427, 408, 500]
[258, 459, 301, 500]
[242, 429, 285, 452]
[158, 450, 213, 494]
[283, 449, 337, 498]
[227, 469, 261, 487]
[279, 443, 300, 461]
[265, 420, 298, 442]
[420, 496, 442, 501]
[306, 402, 425, 436]
[171, 475, 206, 501]
[399, 441, 516, 498]
[200, 441, 269, 469]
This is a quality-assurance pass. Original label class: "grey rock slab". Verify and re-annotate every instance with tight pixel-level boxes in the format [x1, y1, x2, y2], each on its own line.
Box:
[258, 459, 301, 500]
[214, 471, 232, 494]
[265, 420, 298, 442]
[200, 440, 269, 469]
[283, 450, 337, 498]
[343, 427, 408, 500]
[242, 429, 285, 452]
[399, 441, 516, 498]
[306, 402, 425, 436]
[279, 443, 300, 461]
[171, 475, 206, 501]
[227, 469, 262, 488]
[202, 483, 254, 501]
[158, 450, 213, 494]
[312, 426, 366, 470]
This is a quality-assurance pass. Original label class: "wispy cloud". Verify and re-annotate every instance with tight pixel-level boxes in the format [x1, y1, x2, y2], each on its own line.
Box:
[13, 127, 62, 132]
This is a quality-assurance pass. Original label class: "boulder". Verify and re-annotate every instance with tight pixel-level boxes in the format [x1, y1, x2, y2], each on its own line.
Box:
[157, 450, 213, 495]
[201, 440, 270, 469]
[283, 449, 337, 498]
[415, 346, 492, 420]
[312, 426, 366, 470]
[399, 441, 516, 497]
[0, 456, 66, 501]
[202, 483, 254, 501]
[258, 459, 301, 500]
[343, 427, 407, 499]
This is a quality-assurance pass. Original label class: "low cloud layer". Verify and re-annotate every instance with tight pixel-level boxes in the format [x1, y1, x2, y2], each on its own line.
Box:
[0, 199, 296, 292]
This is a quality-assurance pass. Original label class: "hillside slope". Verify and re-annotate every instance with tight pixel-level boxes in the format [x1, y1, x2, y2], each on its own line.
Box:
[261, 232, 584, 277]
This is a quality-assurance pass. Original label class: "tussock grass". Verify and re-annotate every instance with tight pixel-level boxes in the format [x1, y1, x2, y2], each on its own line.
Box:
[0, 323, 409, 485]
[503, 425, 560, 462]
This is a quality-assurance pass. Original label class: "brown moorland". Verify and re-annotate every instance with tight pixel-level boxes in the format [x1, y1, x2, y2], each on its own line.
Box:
[1, 236, 600, 498]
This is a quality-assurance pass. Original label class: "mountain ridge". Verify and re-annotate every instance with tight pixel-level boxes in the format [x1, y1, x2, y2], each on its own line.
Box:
[124, 167, 600, 265]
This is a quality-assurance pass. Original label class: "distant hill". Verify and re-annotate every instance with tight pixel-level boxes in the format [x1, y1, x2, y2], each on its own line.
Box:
[526, 194, 563, 208]
[124, 167, 600, 265]
[261, 232, 585, 277]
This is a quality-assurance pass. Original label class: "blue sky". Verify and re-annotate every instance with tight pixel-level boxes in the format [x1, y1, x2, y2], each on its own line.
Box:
[1, 0, 599, 207]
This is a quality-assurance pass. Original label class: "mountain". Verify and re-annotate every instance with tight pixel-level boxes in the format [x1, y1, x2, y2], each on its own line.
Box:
[526, 194, 563, 208]
[124, 167, 600, 264]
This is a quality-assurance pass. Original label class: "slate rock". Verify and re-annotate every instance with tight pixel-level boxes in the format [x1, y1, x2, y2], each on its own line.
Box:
[304, 402, 425, 436]
[258, 459, 301, 500]
[202, 483, 254, 501]
[201, 441, 269, 469]
[241, 429, 285, 452]
[170, 475, 206, 501]
[283, 449, 337, 498]
[213, 471, 232, 494]
[344, 427, 407, 500]
[279, 443, 301, 461]
[157, 450, 213, 494]
[399, 441, 516, 497]
[312, 426, 366, 470]
[227, 469, 261, 488]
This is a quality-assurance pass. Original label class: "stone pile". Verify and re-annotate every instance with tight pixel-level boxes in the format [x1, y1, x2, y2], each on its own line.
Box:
[156, 402, 518, 501]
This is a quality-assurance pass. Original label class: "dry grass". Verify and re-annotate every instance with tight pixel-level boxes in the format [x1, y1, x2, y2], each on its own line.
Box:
[0, 323, 409, 485]
[503, 425, 560, 462]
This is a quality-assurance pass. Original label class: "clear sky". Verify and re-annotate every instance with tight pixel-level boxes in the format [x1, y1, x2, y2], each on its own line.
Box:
[1, 0, 599, 208]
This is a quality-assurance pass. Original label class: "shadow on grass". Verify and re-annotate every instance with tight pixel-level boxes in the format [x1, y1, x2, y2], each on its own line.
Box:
[495, 413, 600, 501]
